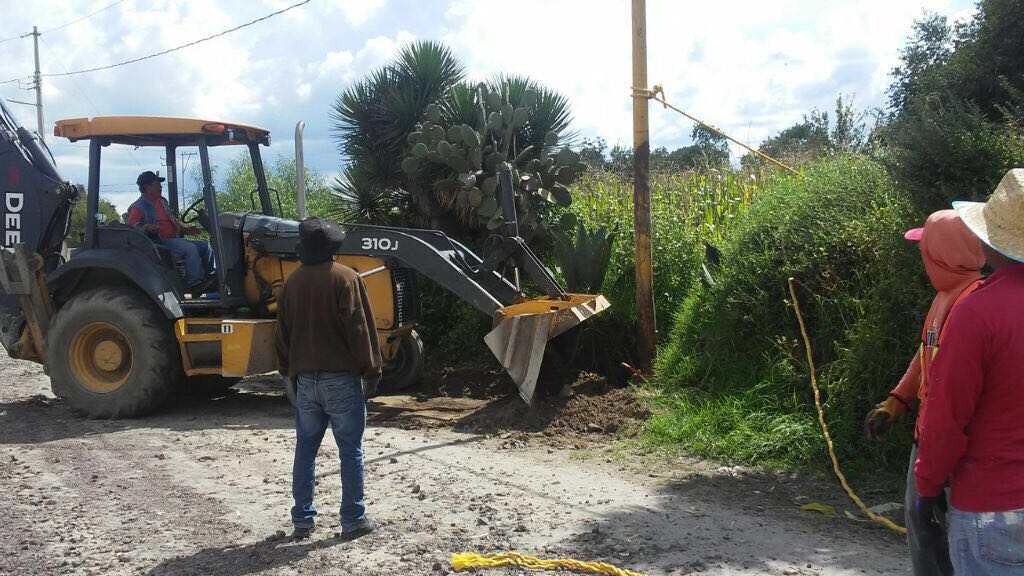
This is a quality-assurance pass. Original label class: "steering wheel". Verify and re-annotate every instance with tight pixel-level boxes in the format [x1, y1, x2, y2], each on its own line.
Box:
[181, 196, 205, 224]
[180, 196, 214, 233]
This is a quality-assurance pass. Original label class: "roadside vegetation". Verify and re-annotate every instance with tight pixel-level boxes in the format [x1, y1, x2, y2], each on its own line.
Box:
[313, 0, 1023, 478]
[182, 0, 1020, 479]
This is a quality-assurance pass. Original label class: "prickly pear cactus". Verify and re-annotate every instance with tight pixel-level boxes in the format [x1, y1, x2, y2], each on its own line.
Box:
[401, 84, 585, 240]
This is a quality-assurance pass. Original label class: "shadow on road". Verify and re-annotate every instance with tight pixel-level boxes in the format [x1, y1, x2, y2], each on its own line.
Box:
[552, 470, 907, 575]
[143, 534, 342, 576]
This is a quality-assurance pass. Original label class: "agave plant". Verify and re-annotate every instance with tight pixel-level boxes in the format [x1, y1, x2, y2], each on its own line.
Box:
[551, 219, 617, 294]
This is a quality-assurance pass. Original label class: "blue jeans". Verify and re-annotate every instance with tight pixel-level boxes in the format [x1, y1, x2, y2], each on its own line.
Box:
[949, 505, 1024, 575]
[163, 238, 213, 286]
[291, 371, 367, 531]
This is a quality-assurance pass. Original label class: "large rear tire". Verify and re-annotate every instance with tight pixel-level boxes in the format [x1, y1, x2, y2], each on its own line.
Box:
[378, 330, 423, 393]
[45, 286, 181, 418]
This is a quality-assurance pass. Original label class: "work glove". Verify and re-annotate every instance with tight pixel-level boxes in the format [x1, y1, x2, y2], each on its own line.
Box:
[864, 394, 910, 443]
[362, 374, 381, 400]
[914, 493, 948, 544]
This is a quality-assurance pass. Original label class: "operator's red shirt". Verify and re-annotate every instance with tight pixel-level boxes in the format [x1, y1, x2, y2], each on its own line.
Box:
[915, 263, 1024, 512]
[126, 196, 179, 240]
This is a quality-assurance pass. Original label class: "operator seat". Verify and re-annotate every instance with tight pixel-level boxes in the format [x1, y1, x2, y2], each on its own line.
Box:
[94, 222, 187, 282]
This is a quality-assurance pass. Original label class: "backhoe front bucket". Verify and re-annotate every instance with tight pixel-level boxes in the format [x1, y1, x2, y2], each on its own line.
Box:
[485, 294, 610, 405]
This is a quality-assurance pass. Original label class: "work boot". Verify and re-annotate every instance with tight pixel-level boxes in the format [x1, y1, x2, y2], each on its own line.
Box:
[340, 516, 377, 540]
[188, 273, 217, 297]
[291, 526, 315, 540]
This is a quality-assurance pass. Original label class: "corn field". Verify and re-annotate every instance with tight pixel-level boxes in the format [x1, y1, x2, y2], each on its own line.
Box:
[567, 167, 770, 325]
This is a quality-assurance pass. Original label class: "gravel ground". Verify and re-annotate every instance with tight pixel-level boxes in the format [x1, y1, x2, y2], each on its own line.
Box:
[0, 351, 909, 576]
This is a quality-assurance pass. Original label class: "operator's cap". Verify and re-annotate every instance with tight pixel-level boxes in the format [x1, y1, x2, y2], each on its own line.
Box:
[136, 171, 165, 186]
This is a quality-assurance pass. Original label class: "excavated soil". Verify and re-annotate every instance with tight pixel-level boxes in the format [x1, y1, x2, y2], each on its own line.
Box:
[371, 368, 650, 447]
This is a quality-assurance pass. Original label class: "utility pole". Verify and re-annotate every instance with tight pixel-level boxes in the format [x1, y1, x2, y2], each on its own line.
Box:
[32, 26, 44, 141]
[180, 151, 197, 205]
[631, 0, 656, 371]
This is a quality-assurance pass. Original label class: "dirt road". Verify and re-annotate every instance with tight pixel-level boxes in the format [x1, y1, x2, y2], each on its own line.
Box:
[0, 351, 909, 576]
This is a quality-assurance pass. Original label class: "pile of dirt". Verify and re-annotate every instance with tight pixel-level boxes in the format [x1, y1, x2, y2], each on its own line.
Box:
[454, 372, 649, 442]
[420, 367, 513, 400]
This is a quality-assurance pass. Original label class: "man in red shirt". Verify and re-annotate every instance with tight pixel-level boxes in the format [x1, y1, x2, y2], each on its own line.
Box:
[126, 171, 214, 294]
[915, 168, 1024, 575]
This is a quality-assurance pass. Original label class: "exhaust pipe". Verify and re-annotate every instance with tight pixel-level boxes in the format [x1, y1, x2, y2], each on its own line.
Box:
[294, 121, 306, 219]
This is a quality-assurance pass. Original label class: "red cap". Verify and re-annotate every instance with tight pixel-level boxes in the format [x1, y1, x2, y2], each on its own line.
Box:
[904, 227, 924, 242]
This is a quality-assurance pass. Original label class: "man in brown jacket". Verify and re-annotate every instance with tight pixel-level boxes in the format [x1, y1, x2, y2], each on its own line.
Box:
[275, 217, 382, 540]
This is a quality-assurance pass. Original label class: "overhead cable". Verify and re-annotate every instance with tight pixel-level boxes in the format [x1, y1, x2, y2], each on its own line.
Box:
[42, 0, 313, 78]
[41, 0, 127, 34]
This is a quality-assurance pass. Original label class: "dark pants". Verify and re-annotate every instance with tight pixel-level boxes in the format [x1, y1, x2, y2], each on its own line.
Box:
[907, 444, 953, 576]
[291, 371, 367, 531]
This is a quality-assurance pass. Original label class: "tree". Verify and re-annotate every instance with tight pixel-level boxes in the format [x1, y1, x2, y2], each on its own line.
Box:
[194, 153, 336, 220]
[880, 0, 1024, 211]
[67, 196, 120, 248]
[743, 95, 867, 168]
[886, 13, 954, 111]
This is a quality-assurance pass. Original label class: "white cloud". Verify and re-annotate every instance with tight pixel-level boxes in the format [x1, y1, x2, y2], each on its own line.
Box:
[442, 0, 975, 153]
[354, 30, 416, 69]
[0, 0, 979, 211]
[329, 0, 389, 26]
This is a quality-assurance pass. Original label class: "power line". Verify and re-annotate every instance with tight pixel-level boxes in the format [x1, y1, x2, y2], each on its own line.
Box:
[41, 0, 127, 34]
[0, 0, 125, 44]
[39, 0, 313, 79]
[40, 35, 145, 170]
[0, 32, 31, 46]
[0, 76, 33, 86]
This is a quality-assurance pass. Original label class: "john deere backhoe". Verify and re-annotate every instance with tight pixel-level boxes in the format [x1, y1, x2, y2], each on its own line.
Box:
[0, 101, 608, 418]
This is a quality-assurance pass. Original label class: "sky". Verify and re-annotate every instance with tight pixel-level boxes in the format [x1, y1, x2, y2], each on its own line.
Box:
[0, 0, 976, 212]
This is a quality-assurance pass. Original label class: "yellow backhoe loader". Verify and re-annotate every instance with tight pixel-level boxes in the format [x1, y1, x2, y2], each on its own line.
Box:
[0, 105, 608, 418]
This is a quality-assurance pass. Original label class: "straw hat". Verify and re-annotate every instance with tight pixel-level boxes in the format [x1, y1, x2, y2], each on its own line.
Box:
[953, 169, 1024, 263]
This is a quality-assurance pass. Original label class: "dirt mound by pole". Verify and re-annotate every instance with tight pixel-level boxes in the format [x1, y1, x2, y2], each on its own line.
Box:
[453, 372, 650, 442]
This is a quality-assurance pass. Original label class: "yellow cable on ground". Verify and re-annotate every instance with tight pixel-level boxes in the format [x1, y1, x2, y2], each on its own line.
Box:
[452, 552, 651, 576]
[632, 85, 803, 178]
[787, 278, 907, 536]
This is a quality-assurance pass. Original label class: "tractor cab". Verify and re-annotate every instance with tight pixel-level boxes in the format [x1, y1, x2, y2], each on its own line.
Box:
[53, 116, 275, 308]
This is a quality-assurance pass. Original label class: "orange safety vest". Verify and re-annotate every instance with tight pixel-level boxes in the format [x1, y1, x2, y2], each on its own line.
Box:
[915, 278, 984, 438]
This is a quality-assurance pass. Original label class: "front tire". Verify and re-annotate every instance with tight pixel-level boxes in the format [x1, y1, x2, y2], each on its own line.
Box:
[378, 331, 424, 393]
[45, 286, 181, 418]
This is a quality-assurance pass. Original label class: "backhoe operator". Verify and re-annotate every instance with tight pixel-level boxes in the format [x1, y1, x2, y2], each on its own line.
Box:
[126, 171, 215, 294]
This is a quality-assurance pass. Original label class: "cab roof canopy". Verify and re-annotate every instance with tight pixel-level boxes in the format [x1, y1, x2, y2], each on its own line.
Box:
[53, 116, 270, 147]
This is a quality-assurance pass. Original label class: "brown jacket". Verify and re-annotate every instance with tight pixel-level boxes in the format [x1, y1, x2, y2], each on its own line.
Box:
[275, 261, 382, 380]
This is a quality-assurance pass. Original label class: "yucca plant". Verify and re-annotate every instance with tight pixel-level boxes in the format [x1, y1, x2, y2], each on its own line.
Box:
[330, 41, 466, 228]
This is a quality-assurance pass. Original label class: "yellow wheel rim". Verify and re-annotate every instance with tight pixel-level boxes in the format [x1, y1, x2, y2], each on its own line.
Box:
[69, 322, 133, 393]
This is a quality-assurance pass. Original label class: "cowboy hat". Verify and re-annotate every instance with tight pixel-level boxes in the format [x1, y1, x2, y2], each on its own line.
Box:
[953, 168, 1024, 263]
[296, 217, 345, 265]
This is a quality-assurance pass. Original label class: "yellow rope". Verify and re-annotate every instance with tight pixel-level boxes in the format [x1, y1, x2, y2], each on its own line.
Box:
[787, 278, 907, 536]
[632, 85, 803, 178]
[452, 552, 651, 576]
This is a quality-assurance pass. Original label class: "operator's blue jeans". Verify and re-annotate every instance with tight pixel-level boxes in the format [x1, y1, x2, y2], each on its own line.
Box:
[163, 238, 213, 286]
[291, 371, 367, 532]
[948, 505, 1024, 575]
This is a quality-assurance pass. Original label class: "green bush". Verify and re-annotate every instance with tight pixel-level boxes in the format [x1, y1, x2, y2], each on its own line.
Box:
[882, 94, 1024, 212]
[651, 157, 930, 472]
